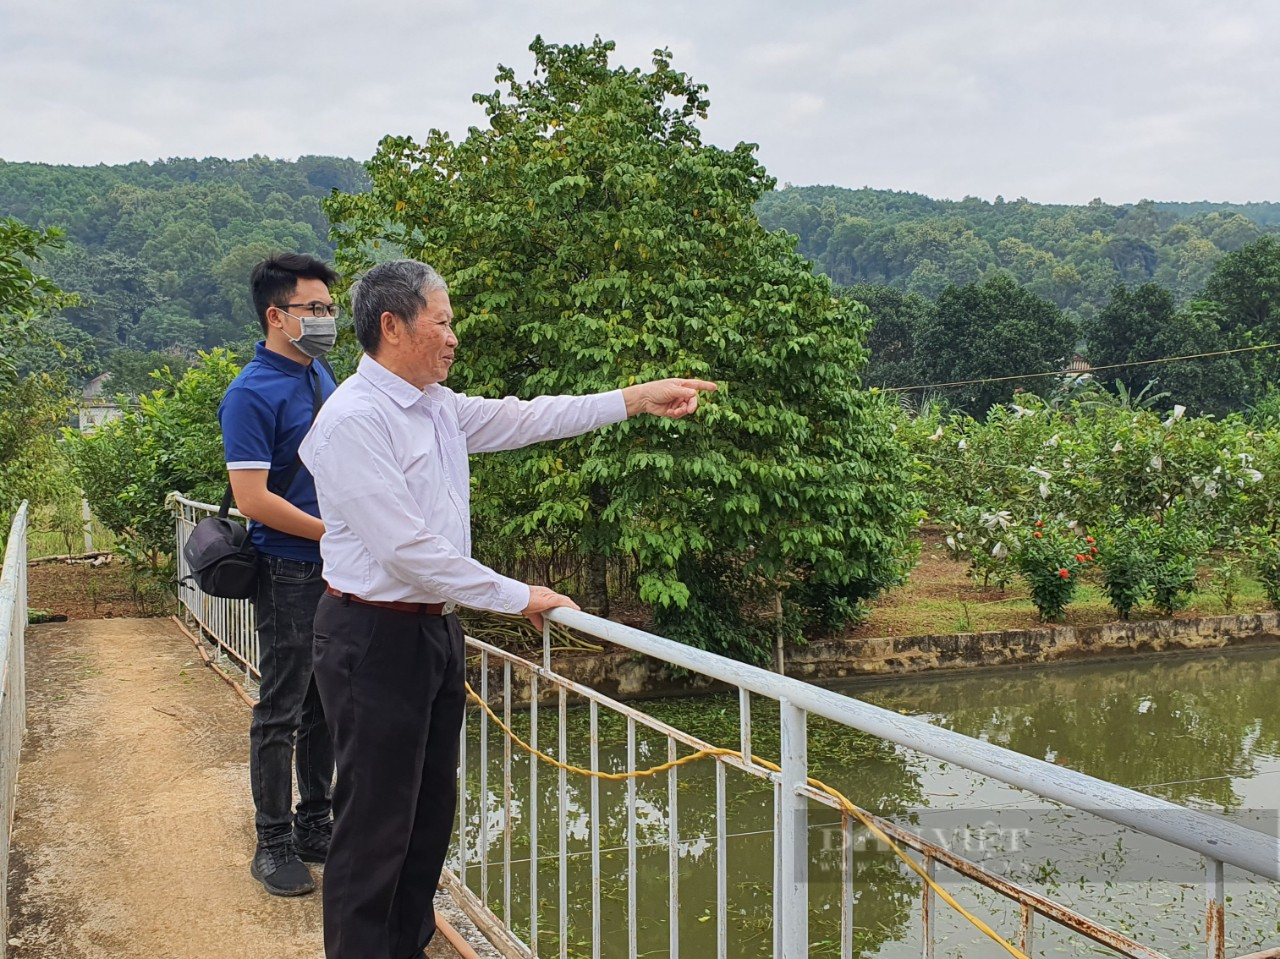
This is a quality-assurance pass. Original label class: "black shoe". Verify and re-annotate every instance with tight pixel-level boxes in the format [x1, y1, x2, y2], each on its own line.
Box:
[293, 822, 332, 864]
[251, 842, 315, 896]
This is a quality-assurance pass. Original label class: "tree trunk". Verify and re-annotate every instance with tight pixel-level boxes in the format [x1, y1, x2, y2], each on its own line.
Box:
[583, 482, 611, 617]
[774, 590, 785, 675]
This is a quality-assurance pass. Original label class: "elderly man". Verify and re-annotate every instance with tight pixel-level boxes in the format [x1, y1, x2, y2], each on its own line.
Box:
[300, 259, 715, 959]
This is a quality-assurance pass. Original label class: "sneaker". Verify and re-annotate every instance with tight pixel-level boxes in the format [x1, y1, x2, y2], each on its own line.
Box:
[251, 842, 315, 896]
[292, 822, 332, 864]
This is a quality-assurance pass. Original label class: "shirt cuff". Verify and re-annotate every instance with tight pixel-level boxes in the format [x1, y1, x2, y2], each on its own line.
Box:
[508, 580, 532, 616]
[226, 460, 271, 470]
[602, 389, 628, 424]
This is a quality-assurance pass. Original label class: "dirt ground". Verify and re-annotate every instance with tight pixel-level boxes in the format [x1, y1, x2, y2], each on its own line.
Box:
[5, 618, 469, 959]
[26, 557, 160, 621]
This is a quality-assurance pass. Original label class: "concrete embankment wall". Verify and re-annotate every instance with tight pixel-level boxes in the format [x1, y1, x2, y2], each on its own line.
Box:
[490, 611, 1280, 704]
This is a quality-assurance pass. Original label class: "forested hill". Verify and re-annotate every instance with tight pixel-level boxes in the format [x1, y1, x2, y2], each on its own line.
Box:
[0, 156, 368, 382]
[5, 157, 1280, 406]
[755, 184, 1280, 322]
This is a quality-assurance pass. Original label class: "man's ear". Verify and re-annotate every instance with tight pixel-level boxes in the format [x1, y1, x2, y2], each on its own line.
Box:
[380, 310, 401, 345]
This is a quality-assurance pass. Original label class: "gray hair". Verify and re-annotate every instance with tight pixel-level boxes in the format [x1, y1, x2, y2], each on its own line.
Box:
[351, 259, 448, 354]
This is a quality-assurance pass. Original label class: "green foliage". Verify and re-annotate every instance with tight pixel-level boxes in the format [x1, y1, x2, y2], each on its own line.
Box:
[1085, 284, 1177, 393]
[898, 394, 1280, 622]
[1145, 503, 1207, 615]
[755, 186, 1280, 325]
[0, 218, 82, 528]
[937, 504, 1015, 588]
[757, 188, 1280, 417]
[103, 348, 193, 396]
[1082, 284, 1248, 419]
[1095, 513, 1153, 619]
[326, 37, 919, 663]
[912, 274, 1077, 416]
[1010, 519, 1090, 622]
[1248, 534, 1280, 609]
[902, 393, 1280, 539]
[0, 156, 367, 372]
[64, 349, 240, 583]
[839, 284, 931, 390]
[1206, 555, 1243, 611]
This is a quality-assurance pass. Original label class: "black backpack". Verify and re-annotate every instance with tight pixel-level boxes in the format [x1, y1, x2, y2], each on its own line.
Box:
[182, 359, 331, 599]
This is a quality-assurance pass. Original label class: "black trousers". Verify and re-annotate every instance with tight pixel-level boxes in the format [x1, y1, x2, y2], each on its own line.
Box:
[251, 555, 333, 846]
[313, 593, 466, 959]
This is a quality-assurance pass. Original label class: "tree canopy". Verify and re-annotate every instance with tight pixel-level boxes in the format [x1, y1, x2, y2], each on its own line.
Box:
[0, 156, 368, 375]
[0, 218, 82, 526]
[325, 36, 919, 662]
[756, 187, 1280, 325]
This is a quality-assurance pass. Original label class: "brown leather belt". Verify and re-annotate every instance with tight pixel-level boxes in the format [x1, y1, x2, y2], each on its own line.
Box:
[325, 586, 450, 616]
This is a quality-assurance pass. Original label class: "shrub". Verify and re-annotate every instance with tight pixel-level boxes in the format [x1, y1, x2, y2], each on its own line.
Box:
[1247, 533, 1280, 610]
[1011, 519, 1091, 622]
[1094, 513, 1154, 620]
[1205, 556, 1243, 611]
[1145, 501, 1207, 615]
[938, 504, 1015, 588]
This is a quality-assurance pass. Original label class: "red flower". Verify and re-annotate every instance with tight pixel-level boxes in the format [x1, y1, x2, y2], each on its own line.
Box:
[1090, 546, 1098, 555]
[1085, 536, 1095, 544]
[1075, 553, 1086, 562]
[1035, 521, 1045, 528]
[1034, 531, 1043, 538]
[1058, 569, 1070, 579]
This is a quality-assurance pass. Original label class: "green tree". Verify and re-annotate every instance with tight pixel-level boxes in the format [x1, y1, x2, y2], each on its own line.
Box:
[0, 218, 81, 527]
[325, 37, 918, 662]
[1143, 302, 1249, 416]
[104, 348, 192, 396]
[65, 350, 237, 581]
[840, 284, 932, 390]
[1085, 283, 1177, 395]
[1199, 236, 1280, 403]
[1202, 236, 1280, 336]
[913, 274, 1077, 416]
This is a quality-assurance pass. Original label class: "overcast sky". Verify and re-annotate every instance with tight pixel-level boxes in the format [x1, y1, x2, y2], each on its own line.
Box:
[2, 0, 1276, 205]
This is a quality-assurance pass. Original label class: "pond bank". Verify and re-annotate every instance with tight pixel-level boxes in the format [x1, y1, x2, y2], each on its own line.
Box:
[495, 609, 1280, 703]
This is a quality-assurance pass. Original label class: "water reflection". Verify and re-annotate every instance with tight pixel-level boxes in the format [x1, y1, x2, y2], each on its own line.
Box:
[835, 646, 1280, 813]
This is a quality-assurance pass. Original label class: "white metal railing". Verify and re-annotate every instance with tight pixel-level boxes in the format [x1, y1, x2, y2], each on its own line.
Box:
[452, 616, 1280, 959]
[170, 493, 260, 681]
[169, 493, 1280, 959]
[0, 502, 30, 959]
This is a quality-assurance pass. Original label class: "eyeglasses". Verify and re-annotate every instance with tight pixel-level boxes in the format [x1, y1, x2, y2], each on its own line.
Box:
[277, 301, 341, 319]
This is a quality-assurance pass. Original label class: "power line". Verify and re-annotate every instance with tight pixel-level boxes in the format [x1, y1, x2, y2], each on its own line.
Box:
[880, 342, 1280, 393]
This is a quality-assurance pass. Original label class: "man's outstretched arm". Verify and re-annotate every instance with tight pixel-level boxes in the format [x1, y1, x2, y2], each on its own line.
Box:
[515, 378, 717, 626]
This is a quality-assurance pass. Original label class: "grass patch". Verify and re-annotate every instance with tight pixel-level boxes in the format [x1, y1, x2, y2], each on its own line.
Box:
[848, 534, 1275, 638]
[26, 501, 117, 558]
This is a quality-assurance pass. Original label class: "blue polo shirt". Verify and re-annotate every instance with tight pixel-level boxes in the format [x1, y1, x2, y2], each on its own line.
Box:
[218, 343, 337, 563]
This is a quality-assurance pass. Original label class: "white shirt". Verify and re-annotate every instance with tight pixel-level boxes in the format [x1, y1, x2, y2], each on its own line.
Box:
[299, 353, 628, 614]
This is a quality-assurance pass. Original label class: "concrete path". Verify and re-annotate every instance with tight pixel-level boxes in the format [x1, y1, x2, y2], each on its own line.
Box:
[5, 618, 470, 959]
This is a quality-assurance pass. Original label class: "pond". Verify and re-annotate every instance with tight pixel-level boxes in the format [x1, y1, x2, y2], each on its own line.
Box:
[458, 645, 1280, 957]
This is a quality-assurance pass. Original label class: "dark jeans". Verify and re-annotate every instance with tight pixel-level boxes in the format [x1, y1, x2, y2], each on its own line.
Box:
[250, 554, 334, 846]
[313, 593, 465, 959]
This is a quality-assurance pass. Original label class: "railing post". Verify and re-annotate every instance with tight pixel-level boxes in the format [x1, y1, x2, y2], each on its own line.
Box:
[922, 855, 936, 959]
[1205, 858, 1225, 959]
[81, 497, 93, 554]
[778, 697, 808, 958]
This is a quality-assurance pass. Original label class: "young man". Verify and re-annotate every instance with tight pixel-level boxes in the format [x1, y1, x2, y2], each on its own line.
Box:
[218, 253, 340, 896]
[300, 259, 715, 957]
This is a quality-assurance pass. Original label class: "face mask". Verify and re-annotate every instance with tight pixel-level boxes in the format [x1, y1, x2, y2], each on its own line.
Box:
[283, 313, 337, 358]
